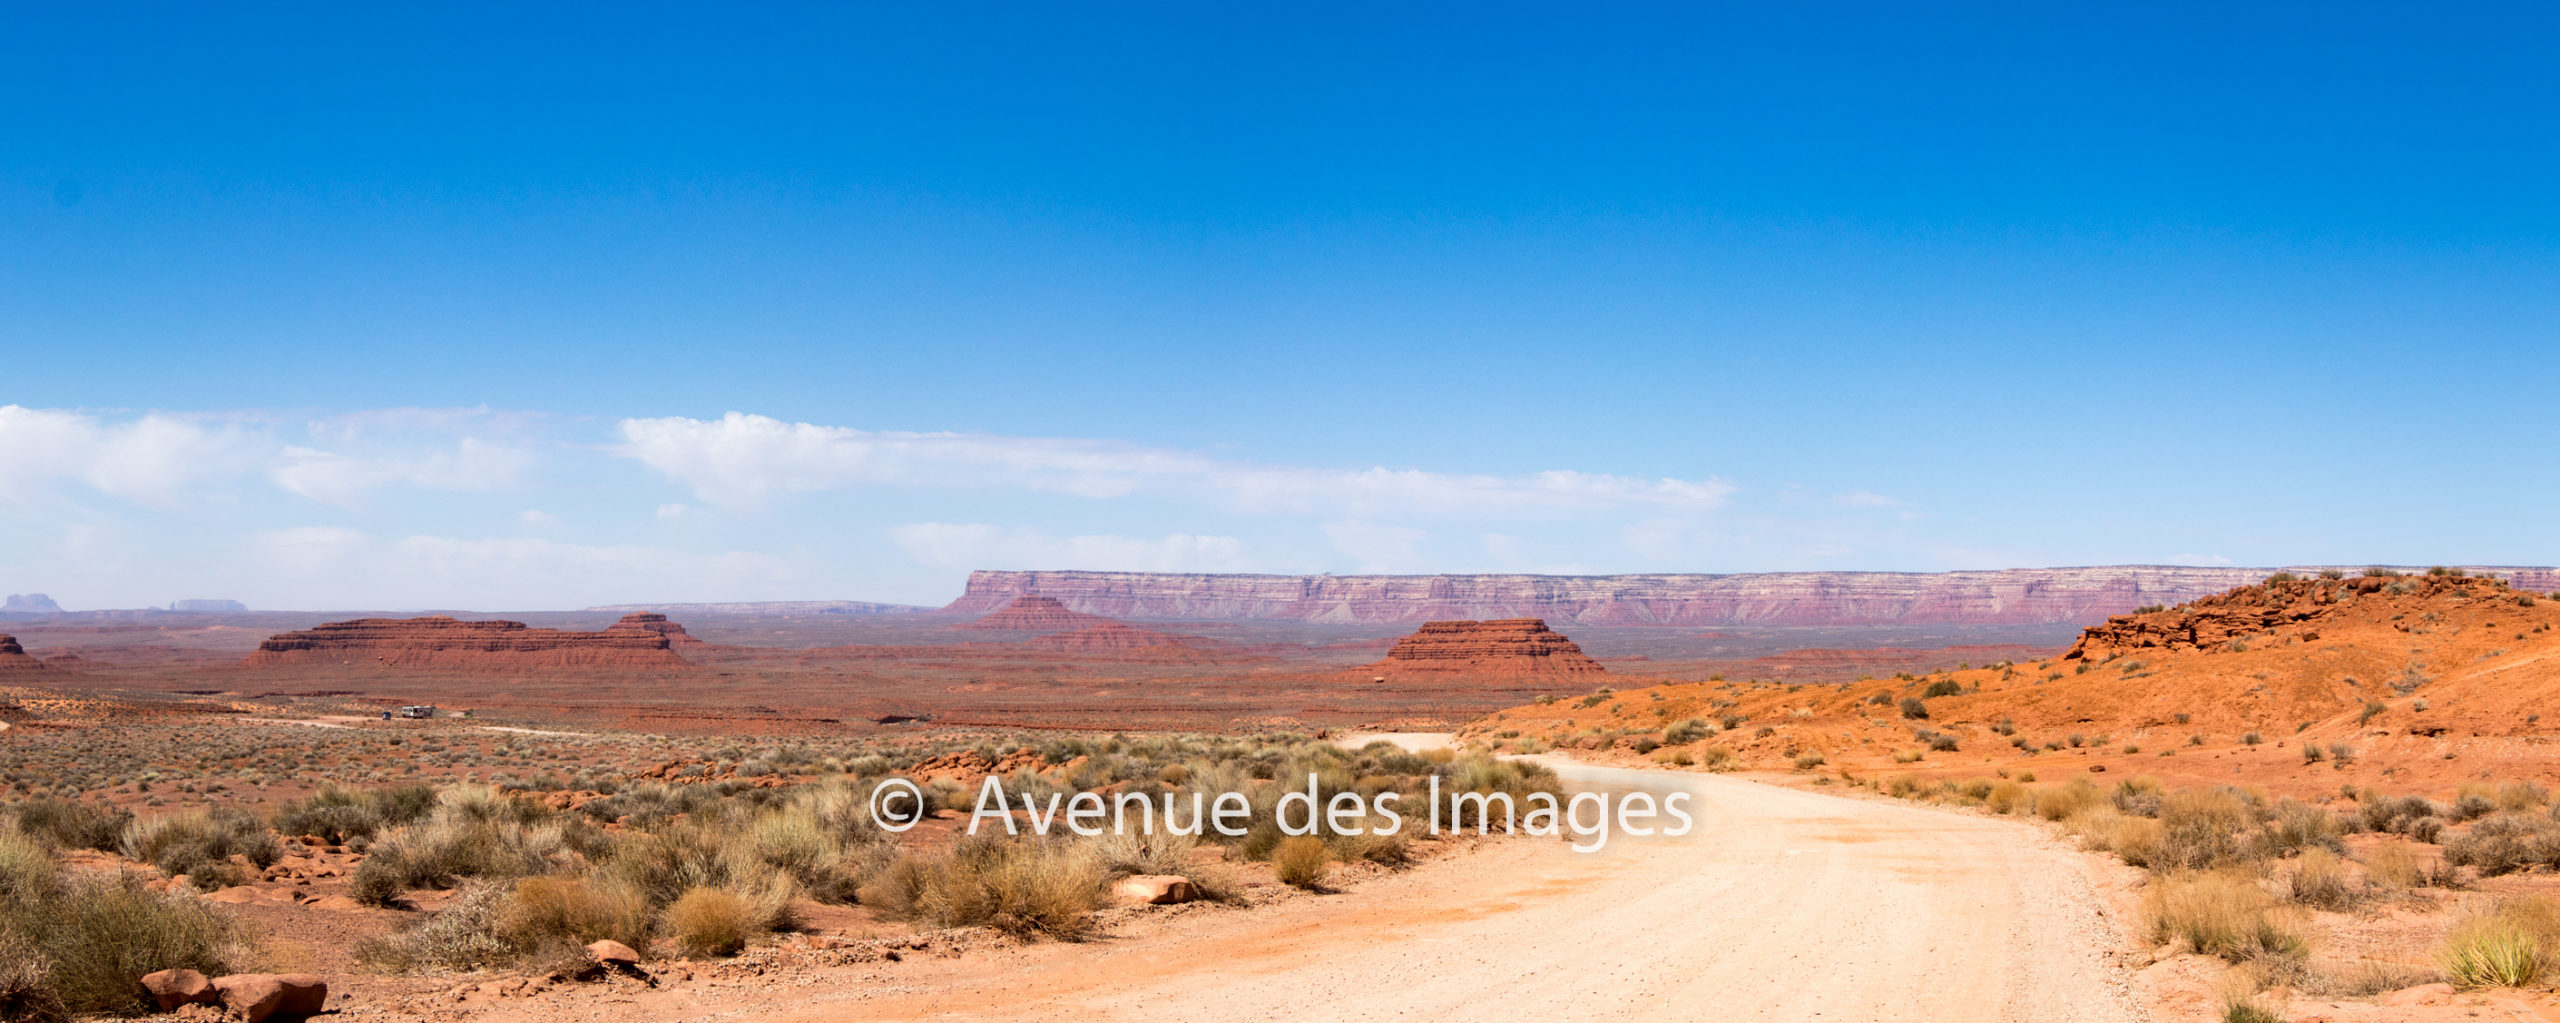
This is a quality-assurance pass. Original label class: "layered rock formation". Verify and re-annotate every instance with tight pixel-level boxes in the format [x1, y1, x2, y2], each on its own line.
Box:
[605, 612, 707, 648]
[241, 615, 694, 670]
[941, 567, 2560, 626]
[1367, 619, 1606, 676]
[0, 635, 48, 672]
[586, 600, 934, 616]
[959, 595, 1114, 632]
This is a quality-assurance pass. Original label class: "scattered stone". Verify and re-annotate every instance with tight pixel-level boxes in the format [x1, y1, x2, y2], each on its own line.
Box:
[211, 973, 327, 1023]
[140, 968, 215, 1011]
[1111, 875, 1196, 905]
[586, 939, 641, 966]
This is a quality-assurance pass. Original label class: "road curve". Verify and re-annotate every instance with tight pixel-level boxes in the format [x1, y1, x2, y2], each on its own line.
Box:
[753, 745, 2148, 1023]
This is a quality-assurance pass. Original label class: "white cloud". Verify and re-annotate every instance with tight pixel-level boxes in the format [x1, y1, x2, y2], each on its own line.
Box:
[0, 406, 260, 506]
[267, 437, 535, 508]
[619, 413, 1736, 518]
[891, 522, 1252, 573]
[1321, 520, 1430, 572]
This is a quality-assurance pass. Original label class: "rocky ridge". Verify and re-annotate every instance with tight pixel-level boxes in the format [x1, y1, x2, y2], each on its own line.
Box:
[942, 567, 2560, 626]
[241, 614, 694, 670]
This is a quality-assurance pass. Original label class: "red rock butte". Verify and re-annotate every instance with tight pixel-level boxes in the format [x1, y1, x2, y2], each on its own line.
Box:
[959, 595, 1115, 632]
[0, 635, 47, 672]
[606, 612, 706, 647]
[241, 614, 694, 671]
[1370, 618, 1606, 675]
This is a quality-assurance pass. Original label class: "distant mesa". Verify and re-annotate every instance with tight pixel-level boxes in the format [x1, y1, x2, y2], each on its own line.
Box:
[606, 611, 707, 647]
[242, 613, 695, 670]
[2, 593, 61, 616]
[1365, 618, 1606, 677]
[170, 599, 248, 613]
[960, 595, 1116, 632]
[0, 635, 49, 673]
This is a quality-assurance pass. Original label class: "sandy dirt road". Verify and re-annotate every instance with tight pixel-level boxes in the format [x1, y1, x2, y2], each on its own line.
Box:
[717, 740, 2148, 1023]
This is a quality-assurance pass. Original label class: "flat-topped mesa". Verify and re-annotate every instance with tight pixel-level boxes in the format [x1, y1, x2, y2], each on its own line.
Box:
[1372, 618, 1606, 675]
[605, 612, 706, 647]
[241, 616, 694, 671]
[0, 635, 47, 673]
[959, 595, 1116, 632]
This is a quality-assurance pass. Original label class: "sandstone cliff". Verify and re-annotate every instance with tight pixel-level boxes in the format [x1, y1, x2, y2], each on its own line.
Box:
[242, 614, 694, 670]
[941, 567, 2560, 626]
[1365, 619, 1606, 677]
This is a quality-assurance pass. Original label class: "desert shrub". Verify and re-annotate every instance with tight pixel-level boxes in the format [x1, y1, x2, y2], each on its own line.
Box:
[859, 835, 1105, 940]
[2497, 782, 2550, 812]
[2440, 913, 2543, 988]
[0, 832, 53, 906]
[1985, 781, 2027, 815]
[2361, 841, 2454, 890]
[272, 783, 435, 844]
[1897, 697, 1928, 720]
[1921, 679, 1962, 698]
[1700, 746, 1735, 771]
[1272, 836, 1330, 889]
[0, 871, 241, 1015]
[2449, 792, 2499, 823]
[0, 929, 64, 1023]
[2262, 799, 2343, 857]
[2110, 776, 2164, 817]
[498, 876, 653, 952]
[1792, 751, 1826, 771]
[4, 799, 131, 853]
[2144, 872, 2309, 964]
[2285, 849, 2358, 910]
[2033, 780, 2100, 822]
[2444, 813, 2560, 877]
[356, 883, 516, 972]
[122, 809, 281, 885]
[2146, 789, 2261, 871]
[665, 888, 752, 957]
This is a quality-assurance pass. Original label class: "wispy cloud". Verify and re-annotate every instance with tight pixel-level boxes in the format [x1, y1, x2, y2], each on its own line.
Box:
[617, 412, 1737, 518]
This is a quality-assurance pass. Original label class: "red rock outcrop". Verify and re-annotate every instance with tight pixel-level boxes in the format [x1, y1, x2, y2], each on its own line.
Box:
[606, 612, 705, 647]
[941, 567, 2560, 626]
[241, 616, 693, 671]
[0, 635, 47, 673]
[2066, 572, 2523, 661]
[1365, 619, 1606, 677]
[959, 595, 1114, 632]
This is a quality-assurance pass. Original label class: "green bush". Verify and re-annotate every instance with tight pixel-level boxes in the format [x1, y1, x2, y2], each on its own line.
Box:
[121, 809, 280, 886]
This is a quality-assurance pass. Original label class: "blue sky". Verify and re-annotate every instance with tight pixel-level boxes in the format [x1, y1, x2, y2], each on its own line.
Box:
[3, 4, 2555, 610]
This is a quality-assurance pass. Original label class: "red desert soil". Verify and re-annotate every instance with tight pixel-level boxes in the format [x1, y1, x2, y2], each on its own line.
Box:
[240, 614, 695, 671]
[1469, 572, 2560, 797]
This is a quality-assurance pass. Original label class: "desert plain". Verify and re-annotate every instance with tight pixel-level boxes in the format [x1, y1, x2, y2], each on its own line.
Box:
[8, 565, 2560, 1023]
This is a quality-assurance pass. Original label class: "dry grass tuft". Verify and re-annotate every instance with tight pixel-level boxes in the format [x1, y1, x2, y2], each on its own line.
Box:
[665, 887, 752, 957]
[1273, 836, 1331, 889]
[2144, 872, 2309, 964]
